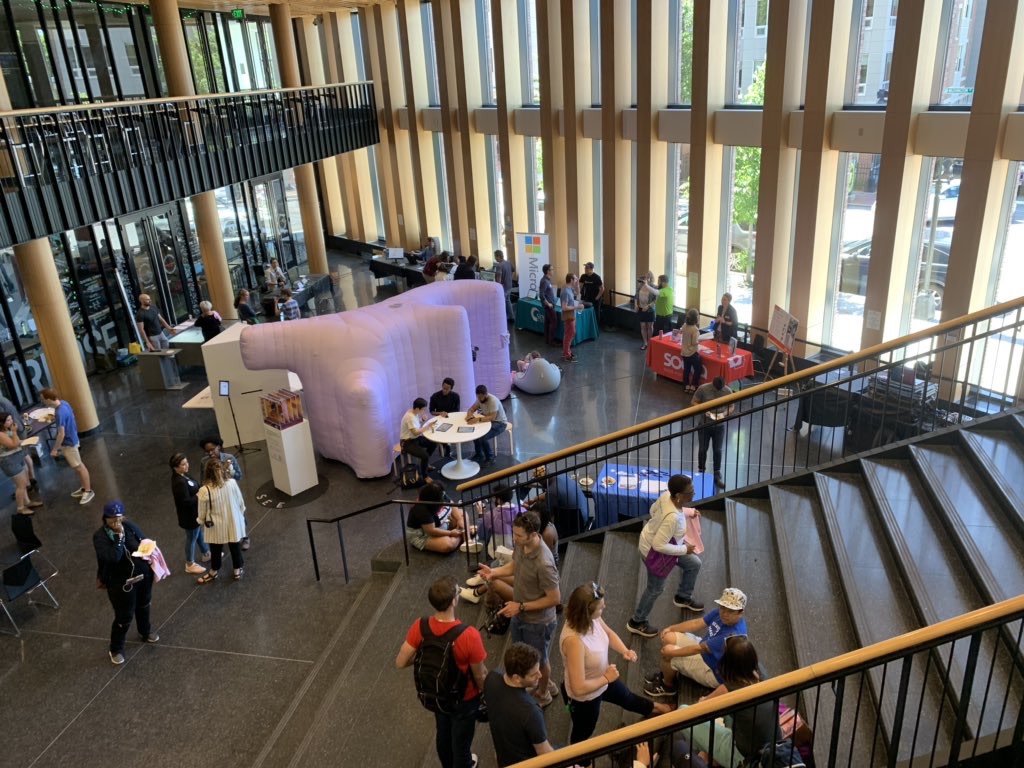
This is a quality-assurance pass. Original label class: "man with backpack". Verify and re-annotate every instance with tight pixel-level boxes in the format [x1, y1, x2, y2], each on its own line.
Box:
[396, 575, 488, 768]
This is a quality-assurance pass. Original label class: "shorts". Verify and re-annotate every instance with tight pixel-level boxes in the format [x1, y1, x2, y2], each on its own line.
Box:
[511, 616, 556, 666]
[637, 308, 655, 322]
[407, 527, 429, 551]
[666, 631, 719, 689]
[60, 445, 83, 468]
[0, 449, 26, 478]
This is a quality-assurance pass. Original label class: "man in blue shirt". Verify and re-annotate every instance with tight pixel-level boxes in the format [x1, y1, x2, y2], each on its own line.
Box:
[538, 263, 557, 347]
[40, 387, 94, 504]
[279, 287, 301, 320]
[644, 587, 748, 695]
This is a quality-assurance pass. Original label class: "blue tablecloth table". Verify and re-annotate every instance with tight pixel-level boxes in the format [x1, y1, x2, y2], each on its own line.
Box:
[515, 297, 598, 345]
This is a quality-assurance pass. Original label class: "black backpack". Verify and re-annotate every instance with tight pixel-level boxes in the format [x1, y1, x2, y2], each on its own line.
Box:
[753, 739, 807, 768]
[414, 618, 470, 714]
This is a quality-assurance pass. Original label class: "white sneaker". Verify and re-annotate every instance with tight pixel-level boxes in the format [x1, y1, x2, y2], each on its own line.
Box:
[460, 586, 483, 604]
[185, 562, 206, 575]
[70, 487, 85, 498]
[79, 490, 95, 504]
[466, 574, 486, 587]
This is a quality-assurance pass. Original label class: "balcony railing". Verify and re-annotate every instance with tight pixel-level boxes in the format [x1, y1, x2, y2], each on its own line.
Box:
[0, 82, 378, 249]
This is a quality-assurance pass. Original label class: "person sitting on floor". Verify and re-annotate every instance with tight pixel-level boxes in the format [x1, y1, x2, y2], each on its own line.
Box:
[644, 587, 749, 698]
[405, 482, 467, 554]
[516, 351, 542, 373]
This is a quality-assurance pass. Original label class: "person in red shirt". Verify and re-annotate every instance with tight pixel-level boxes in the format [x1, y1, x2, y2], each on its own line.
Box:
[396, 575, 488, 768]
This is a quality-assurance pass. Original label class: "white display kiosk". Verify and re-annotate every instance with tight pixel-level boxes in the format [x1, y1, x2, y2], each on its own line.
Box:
[201, 324, 302, 447]
[263, 419, 318, 495]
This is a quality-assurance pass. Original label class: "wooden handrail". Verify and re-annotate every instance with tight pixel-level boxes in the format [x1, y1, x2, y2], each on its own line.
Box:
[512, 594, 1024, 768]
[458, 295, 1024, 493]
[0, 81, 373, 120]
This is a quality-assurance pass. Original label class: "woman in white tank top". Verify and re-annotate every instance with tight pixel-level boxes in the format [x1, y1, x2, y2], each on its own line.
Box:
[559, 583, 672, 743]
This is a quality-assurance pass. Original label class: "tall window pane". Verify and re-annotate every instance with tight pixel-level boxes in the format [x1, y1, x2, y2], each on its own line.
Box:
[829, 152, 881, 350]
[421, 3, 441, 105]
[729, 0, 769, 104]
[993, 163, 1024, 304]
[518, 0, 539, 104]
[671, 144, 692, 289]
[932, 0, 986, 107]
[487, 136, 505, 252]
[845, 0, 898, 105]
[476, 0, 497, 104]
[723, 146, 759, 324]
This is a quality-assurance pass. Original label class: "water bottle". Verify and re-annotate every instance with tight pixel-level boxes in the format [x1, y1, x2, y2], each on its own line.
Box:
[729, 337, 737, 355]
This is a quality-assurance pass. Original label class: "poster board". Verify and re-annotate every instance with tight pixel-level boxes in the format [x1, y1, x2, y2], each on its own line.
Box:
[767, 304, 799, 355]
[516, 233, 549, 299]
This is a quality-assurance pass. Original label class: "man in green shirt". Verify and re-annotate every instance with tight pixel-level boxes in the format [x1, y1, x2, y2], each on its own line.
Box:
[654, 275, 675, 335]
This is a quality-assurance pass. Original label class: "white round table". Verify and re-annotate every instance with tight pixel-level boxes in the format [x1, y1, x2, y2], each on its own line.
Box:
[425, 411, 491, 480]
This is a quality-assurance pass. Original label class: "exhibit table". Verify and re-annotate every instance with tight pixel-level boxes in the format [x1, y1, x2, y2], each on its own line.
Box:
[514, 296, 599, 345]
[424, 411, 491, 480]
[646, 336, 754, 386]
[168, 325, 206, 368]
[591, 463, 710, 527]
[138, 349, 187, 390]
[369, 257, 426, 290]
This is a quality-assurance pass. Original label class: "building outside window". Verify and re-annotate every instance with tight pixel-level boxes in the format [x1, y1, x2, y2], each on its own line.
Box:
[846, 0, 898, 105]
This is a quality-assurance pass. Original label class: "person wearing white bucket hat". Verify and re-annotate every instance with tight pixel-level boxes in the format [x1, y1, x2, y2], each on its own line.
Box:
[644, 587, 748, 696]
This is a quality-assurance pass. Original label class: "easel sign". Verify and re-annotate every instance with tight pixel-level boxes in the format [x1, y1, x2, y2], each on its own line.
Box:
[766, 305, 799, 380]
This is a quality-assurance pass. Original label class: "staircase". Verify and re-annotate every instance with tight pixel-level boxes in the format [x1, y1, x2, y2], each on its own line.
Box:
[286, 410, 1024, 768]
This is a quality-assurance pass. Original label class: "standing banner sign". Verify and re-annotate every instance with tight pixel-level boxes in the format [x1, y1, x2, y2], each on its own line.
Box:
[767, 304, 799, 354]
[516, 233, 549, 299]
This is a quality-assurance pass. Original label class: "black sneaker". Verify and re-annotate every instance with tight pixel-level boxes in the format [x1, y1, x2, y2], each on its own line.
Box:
[673, 596, 705, 611]
[626, 619, 659, 638]
[643, 679, 677, 698]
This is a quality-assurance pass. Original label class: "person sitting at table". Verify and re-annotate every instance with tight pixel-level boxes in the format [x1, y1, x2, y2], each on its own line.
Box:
[635, 272, 656, 351]
[692, 376, 734, 490]
[454, 255, 478, 280]
[428, 378, 460, 458]
[466, 384, 507, 467]
[264, 258, 289, 293]
[400, 398, 437, 478]
[279, 287, 301, 321]
[194, 301, 223, 341]
[680, 309, 702, 394]
[422, 243, 443, 282]
[406, 482, 467, 554]
[714, 292, 738, 345]
[235, 289, 258, 324]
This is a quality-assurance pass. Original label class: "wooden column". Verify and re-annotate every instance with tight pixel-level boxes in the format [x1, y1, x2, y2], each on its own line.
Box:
[0, 69, 98, 427]
[151, 0, 236, 319]
[635, 0, 671, 282]
[941, 1, 1024, 321]
[600, 0, 633, 294]
[269, 2, 328, 272]
[296, 15, 346, 238]
[492, 0, 529, 267]
[448, 0, 494, 261]
[561, 0, 595, 272]
[537, 0, 567, 273]
[687, 0, 728, 311]
[323, 10, 379, 243]
[397, 0, 442, 244]
[750, 0, 808, 331]
[861, 0, 944, 348]
[788, 0, 853, 349]
[368, 2, 421, 250]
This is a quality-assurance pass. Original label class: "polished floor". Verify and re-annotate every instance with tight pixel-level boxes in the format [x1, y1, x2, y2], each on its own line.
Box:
[0, 254, 809, 768]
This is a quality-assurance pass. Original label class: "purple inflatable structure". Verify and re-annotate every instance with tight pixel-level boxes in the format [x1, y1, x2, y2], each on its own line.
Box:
[238, 280, 511, 478]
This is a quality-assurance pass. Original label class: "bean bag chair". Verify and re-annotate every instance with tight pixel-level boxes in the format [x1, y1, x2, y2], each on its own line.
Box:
[513, 358, 561, 395]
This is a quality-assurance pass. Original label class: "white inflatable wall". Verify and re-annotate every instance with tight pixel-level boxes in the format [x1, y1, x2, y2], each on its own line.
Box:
[239, 280, 511, 478]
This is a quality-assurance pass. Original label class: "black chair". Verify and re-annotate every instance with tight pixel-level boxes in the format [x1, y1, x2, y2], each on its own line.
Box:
[1, 548, 59, 637]
[751, 334, 770, 380]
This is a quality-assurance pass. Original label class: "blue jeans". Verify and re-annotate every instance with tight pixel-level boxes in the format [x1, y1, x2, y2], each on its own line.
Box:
[510, 616, 556, 666]
[433, 696, 479, 768]
[631, 553, 702, 625]
[472, 421, 507, 461]
[185, 526, 210, 563]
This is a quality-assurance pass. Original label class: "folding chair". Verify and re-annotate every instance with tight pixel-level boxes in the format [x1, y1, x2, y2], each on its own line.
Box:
[1, 549, 59, 637]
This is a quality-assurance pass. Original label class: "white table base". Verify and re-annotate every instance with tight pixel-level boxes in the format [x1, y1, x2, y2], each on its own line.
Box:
[441, 441, 480, 480]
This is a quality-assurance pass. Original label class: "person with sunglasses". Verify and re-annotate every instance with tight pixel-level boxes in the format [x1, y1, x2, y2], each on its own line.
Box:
[560, 583, 672, 743]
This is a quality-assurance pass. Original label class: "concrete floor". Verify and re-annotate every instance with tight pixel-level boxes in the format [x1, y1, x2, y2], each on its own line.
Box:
[0, 253, 803, 768]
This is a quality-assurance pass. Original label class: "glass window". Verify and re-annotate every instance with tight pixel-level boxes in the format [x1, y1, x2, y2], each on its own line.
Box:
[421, 3, 441, 106]
[993, 162, 1024, 304]
[670, 144, 692, 289]
[433, 133, 452, 250]
[722, 145, 760, 325]
[476, 0, 497, 104]
[827, 152, 881, 350]
[518, 0, 540, 104]
[590, 0, 601, 104]
[525, 136, 543, 232]
[675, 0, 694, 104]
[931, 0, 985, 107]
[729, 0, 768, 104]
[592, 139, 603, 266]
[487, 136, 505, 253]
[845, 0, 898, 105]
